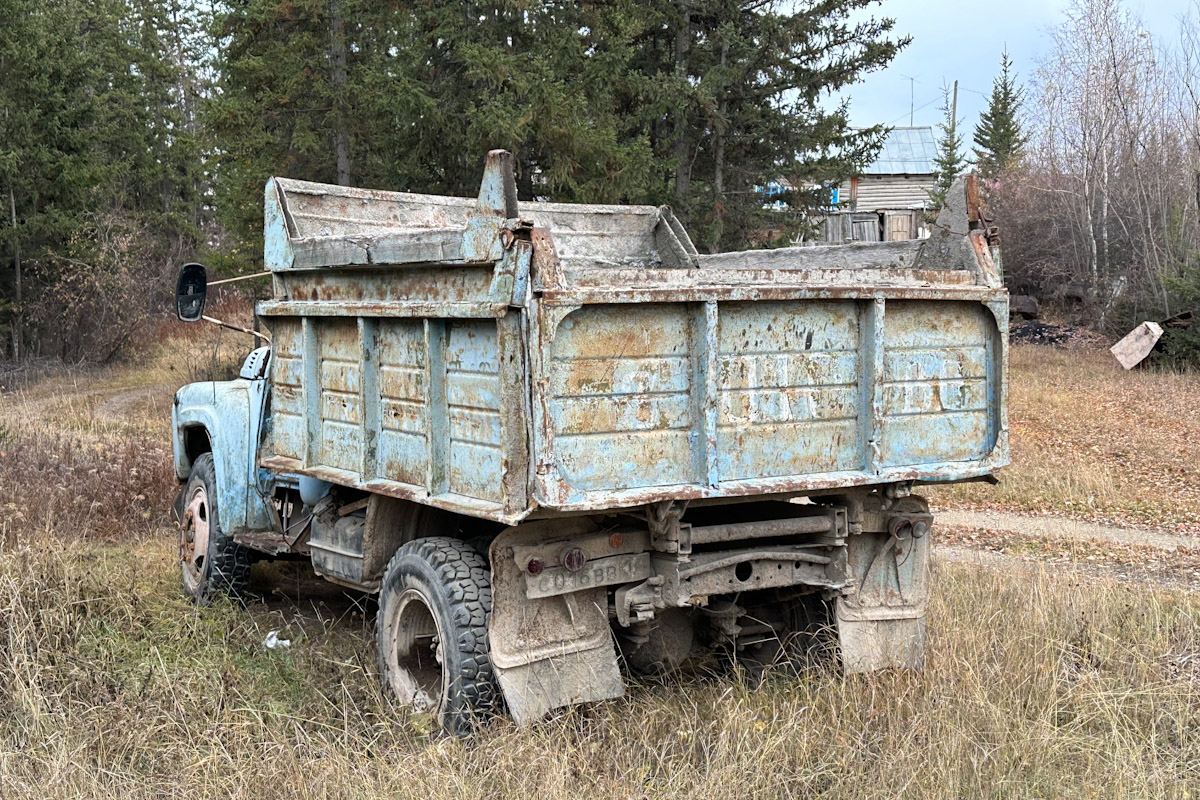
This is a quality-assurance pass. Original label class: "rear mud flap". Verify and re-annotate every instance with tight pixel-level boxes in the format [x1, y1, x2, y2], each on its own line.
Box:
[488, 521, 624, 725]
[836, 516, 931, 672]
[836, 614, 926, 672]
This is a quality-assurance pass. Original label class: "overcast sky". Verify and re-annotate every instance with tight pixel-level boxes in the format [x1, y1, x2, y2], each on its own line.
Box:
[831, 0, 1195, 134]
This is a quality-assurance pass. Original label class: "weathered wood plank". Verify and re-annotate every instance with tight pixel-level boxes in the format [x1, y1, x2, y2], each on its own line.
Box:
[1111, 321, 1163, 369]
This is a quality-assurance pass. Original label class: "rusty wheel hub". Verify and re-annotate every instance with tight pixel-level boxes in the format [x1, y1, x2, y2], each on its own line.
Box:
[180, 484, 211, 580]
[385, 588, 447, 714]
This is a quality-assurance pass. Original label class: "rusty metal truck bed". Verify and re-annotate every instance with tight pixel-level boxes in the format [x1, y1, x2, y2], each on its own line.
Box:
[170, 149, 1010, 730]
[258, 151, 1008, 526]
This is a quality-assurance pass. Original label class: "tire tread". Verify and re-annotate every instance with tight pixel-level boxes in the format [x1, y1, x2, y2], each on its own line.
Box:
[376, 536, 496, 734]
[184, 453, 251, 604]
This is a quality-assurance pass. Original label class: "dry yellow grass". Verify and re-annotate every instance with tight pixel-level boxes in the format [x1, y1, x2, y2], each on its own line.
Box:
[1, 332, 1199, 798]
[930, 345, 1200, 533]
[0, 320, 249, 441]
[0, 532, 1197, 799]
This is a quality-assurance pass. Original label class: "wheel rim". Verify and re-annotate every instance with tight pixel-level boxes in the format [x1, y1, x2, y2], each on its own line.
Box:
[384, 588, 447, 715]
[180, 483, 211, 586]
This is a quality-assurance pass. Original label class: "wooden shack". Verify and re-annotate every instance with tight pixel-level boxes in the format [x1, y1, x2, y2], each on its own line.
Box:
[852, 126, 937, 208]
[815, 127, 938, 244]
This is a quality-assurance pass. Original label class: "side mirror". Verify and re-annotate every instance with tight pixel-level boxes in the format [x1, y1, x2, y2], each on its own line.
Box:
[176, 263, 208, 322]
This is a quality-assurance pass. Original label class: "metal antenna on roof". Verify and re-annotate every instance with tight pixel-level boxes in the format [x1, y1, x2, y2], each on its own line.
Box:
[898, 74, 917, 126]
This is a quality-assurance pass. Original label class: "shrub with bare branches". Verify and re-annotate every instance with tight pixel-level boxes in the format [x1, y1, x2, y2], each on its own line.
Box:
[989, 0, 1200, 341]
[22, 213, 183, 364]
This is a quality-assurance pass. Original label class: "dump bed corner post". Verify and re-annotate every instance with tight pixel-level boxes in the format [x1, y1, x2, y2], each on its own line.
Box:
[358, 316, 380, 483]
[462, 149, 519, 263]
[694, 299, 720, 488]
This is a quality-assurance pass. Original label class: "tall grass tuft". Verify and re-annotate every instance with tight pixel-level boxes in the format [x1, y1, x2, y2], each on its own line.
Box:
[0, 427, 174, 542]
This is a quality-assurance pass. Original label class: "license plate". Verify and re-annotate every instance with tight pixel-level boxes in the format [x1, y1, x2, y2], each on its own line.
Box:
[524, 553, 651, 599]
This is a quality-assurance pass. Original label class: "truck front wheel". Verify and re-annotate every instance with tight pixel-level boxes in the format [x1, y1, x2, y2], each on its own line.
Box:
[376, 537, 498, 735]
[178, 453, 251, 604]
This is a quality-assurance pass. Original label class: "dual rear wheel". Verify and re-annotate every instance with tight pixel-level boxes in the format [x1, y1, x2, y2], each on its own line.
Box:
[176, 467, 497, 733]
[375, 537, 499, 735]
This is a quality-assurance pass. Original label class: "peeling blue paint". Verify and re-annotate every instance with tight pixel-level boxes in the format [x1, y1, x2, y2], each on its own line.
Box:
[172, 376, 274, 535]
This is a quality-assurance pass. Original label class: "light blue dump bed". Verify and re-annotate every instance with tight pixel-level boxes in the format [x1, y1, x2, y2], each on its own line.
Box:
[258, 154, 1008, 524]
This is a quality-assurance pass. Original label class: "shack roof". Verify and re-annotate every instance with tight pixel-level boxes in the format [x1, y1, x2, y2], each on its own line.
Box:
[861, 126, 937, 176]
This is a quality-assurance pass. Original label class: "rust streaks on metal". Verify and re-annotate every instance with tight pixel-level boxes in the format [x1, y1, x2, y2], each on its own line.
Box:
[255, 162, 1006, 523]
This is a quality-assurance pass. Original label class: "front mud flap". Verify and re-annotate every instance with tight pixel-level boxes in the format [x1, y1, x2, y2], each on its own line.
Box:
[171, 483, 188, 524]
[836, 516, 931, 673]
[488, 521, 624, 725]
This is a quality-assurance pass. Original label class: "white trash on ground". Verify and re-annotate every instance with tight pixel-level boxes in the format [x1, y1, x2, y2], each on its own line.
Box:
[263, 630, 291, 649]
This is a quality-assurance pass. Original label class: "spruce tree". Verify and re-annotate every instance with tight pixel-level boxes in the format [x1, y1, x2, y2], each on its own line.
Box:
[206, 1, 657, 268]
[973, 50, 1027, 177]
[0, 0, 135, 357]
[206, 0, 364, 264]
[617, 0, 907, 251]
[205, 0, 907, 263]
[929, 81, 967, 212]
[0, 0, 207, 359]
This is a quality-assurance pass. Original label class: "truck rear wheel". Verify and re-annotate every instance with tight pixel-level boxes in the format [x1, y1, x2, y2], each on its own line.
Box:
[376, 537, 498, 735]
[178, 453, 251, 604]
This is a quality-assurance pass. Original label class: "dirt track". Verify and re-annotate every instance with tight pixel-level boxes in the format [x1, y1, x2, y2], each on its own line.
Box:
[92, 384, 174, 424]
[934, 509, 1200, 593]
[937, 509, 1200, 550]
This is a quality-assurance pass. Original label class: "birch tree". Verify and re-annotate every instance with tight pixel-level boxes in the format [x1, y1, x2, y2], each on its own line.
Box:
[1016, 0, 1187, 325]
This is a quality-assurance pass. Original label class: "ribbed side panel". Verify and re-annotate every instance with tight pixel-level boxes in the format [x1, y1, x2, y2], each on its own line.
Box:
[314, 319, 363, 473]
[880, 300, 995, 466]
[549, 304, 695, 491]
[446, 320, 504, 503]
[716, 301, 862, 480]
[376, 319, 427, 486]
[268, 318, 304, 461]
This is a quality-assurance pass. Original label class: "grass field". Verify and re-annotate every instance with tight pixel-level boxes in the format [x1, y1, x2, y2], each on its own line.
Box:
[1, 337, 1198, 798]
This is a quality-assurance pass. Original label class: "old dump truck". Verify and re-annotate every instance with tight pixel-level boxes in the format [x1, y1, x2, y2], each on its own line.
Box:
[171, 150, 1008, 734]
